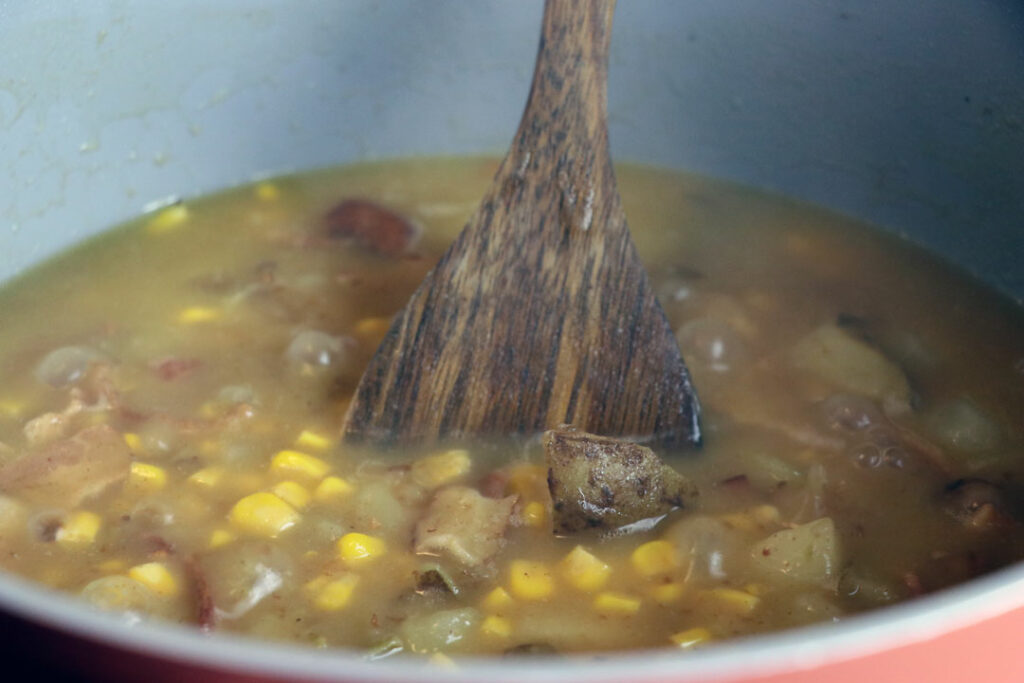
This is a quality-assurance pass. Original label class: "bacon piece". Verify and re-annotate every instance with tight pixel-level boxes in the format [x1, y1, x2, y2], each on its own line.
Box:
[0, 424, 131, 507]
[323, 199, 419, 256]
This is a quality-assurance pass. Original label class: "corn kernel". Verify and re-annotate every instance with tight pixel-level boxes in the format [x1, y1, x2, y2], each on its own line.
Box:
[594, 591, 642, 616]
[272, 480, 311, 509]
[177, 306, 221, 324]
[123, 432, 142, 451]
[128, 562, 178, 597]
[508, 560, 554, 601]
[505, 464, 548, 498]
[704, 587, 761, 614]
[96, 558, 126, 573]
[481, 586, 514, 613]
[631, 540, 678, 579]
[229, 492, 300, 538]
[198, 439, 219, 457]
[310, 574, 360, 611]
[560, 545, 611, 592]
[338, 532, 387, 564]
[255, 182, 280, 201]
[429, 653, 457, 670]
[720, 511, 757, 532]
[752, 505, 780, 525]
[314, 476, 354, 502]
[0, 399, 24, 418]
[481, 615, 513, 638]
[295, 429, 332, 452]
[522, 501, 547, 528]
[410, 449, 471, 489]
[649, 581, 687, 605]
[188, 466, 224, 488]
[271, 450, 330, 481]
[208, 528, 235, 549]
[744, 583, 765, 597]
[354, 317, 392, 339]
[146, 204, 189, 234]
[128, 462, 167, 493]
[56, 511, 102, 548]
[670, 627, 713, 649]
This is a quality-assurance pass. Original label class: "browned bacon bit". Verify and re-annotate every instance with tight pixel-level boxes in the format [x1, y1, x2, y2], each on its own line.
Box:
[479, 470, 510, 499]
[185, 555, 217, 633]
[903, 572, 924, 597]
[151, 357, 203, 381]
[719, 474, 750, 489]
[322, 199, 419, 256]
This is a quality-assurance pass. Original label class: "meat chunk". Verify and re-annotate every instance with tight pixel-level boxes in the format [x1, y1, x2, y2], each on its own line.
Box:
[414, 486, 517, 571]
[544, 428, 698, 534]
[943, 478, 1020, 530]
[323, 199, 419, 256]
[0, 424, 131, 507]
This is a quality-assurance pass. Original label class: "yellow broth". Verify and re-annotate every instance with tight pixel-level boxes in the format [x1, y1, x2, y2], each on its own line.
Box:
[0, 158, 1021, 656]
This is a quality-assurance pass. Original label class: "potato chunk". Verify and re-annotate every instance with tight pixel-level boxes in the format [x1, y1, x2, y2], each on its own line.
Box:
[751, 517, 840, 590]
[791, 324, 911, 413]
[544, 428, 698, 534]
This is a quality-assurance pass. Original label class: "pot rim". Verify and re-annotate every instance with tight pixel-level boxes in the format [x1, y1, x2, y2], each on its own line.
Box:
[1, 555, 1022, 682]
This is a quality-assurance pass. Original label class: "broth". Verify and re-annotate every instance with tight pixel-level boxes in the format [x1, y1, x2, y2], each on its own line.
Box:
[0, 158, 1021, 657]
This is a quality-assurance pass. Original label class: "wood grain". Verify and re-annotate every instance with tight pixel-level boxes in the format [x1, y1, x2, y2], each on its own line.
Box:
[343, 0, 701, 449]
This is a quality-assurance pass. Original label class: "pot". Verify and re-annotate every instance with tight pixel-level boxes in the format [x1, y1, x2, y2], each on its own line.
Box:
[1, 1, 1022, 681]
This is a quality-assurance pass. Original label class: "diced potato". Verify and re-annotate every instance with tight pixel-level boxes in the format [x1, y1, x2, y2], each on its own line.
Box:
[80, 575, 164, 615]
[925, 398, 1001, 455]
[751, 517, 840, 590]
[791, 324, 910, 412]
[229, 492, 300, 538]
[663, 516, 748, 584]
[400, 608, 481, 654]
[560, 546, 611, 592]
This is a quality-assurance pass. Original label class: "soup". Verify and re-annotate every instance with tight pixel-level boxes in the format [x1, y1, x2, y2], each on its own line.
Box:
[0, 159, 1021, 658]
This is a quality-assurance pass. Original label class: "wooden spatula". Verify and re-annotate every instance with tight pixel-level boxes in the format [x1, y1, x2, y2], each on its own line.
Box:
[342, 0, 701, 449]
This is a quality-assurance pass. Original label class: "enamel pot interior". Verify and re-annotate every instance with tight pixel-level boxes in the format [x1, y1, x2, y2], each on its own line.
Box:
[1, 1, 1023, 681]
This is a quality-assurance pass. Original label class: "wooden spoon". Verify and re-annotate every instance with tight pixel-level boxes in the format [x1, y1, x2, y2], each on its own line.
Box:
[343, 0, 701, 448]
